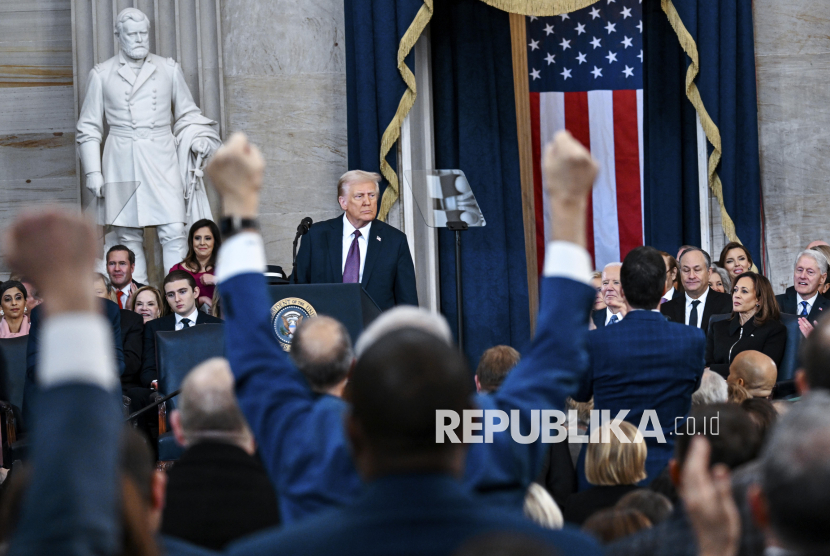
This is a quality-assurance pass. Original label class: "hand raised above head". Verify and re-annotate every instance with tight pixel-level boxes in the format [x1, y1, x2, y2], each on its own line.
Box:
[206, 132, 264, 219]
[542, 130, 598, 203]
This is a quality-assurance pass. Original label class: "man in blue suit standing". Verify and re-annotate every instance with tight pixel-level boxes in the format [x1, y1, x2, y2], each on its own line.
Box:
[575, 246, 706, 486]
[293, 170, 418, 311]
[206, 129, 600, 532]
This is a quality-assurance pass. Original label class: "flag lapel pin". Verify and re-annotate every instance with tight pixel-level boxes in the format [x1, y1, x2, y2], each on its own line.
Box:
[376, 236, 381, 241]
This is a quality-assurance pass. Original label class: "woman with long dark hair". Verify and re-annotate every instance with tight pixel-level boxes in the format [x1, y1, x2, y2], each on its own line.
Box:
[169, 219, 222, 311]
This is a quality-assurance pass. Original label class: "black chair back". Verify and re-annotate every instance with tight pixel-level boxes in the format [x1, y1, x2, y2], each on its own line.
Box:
[706, 312, 731, 339]
[778, 314, 800, 381]
[156, 324, 225, 411]
[0, 337, 28, 410]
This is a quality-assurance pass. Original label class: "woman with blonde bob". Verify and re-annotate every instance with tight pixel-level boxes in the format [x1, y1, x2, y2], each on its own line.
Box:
[563, 421, 647, 525]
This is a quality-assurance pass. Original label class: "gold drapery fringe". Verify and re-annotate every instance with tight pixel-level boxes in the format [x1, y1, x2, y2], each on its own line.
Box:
[479, 0, 598, 16]
[661, 0, 744, 249]
[377, 1, 434, 221]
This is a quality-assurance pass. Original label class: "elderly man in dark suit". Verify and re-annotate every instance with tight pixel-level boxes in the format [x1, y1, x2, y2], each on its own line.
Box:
[660, 247, 731, 334]
[775, 249, 830, 334]
[293, 170, 418, 311]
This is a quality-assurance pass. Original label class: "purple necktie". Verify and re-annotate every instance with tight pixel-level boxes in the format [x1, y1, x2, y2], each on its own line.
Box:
[343, 229, 362, 283]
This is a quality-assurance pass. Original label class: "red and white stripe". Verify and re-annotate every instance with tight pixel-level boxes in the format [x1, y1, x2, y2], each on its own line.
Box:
[530, 90, 644, 270]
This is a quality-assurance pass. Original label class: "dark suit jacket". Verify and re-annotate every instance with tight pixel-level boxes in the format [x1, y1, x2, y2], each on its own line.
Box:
[226, 474, 602, 556]
[293, 215, 418, 311]
[161, 442, 280, 550]
[592, 307, 623, 328]
[563, 484, 641, 525]
[775, 286, 830, 323]
[575, 311, 705, 484]
[705, 315, 787, 377]
[660, 288, 732, 333]
[120, 309, 144, 390]
[140, 312, 223, 387]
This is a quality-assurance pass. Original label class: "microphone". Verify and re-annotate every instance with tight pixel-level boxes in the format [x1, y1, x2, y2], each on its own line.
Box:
[292, 217, 314, 284]
[296, 217, 313, 236]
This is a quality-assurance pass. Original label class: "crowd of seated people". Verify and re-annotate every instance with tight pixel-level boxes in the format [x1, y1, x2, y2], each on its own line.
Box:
[4, 132, 830, 556]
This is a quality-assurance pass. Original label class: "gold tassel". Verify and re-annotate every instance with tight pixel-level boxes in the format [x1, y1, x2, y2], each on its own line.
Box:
[478, 0, 599, 16]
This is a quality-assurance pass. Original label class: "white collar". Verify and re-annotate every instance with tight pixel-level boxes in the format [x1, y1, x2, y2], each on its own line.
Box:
[118, 282, 132, 296]
[663, 286, 675, 300]
[685, 287, 710, 306]
[343, 214, 372, 238]
[796, 291, 819, 306]
[605, 308, 623, 324]
[175, 307, 199, 325]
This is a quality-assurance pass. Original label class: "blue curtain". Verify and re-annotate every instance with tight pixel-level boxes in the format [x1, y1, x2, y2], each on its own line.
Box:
[431, 0, 531, 366]
[644, 0, 761, 262]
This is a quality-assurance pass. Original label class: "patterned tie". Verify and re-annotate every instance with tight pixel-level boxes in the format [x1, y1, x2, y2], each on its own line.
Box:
[689, 300, 701, 328]
[342, 229, 362, 284]
[180, 318, 192, 330]
[801, 301, 809, 317]
[608, 314, 619, 325]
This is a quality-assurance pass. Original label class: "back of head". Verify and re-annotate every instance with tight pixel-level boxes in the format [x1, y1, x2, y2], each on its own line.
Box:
[620, 246, 665, 310]
[475, 345, 520, 393]
[350, 328, 471, 462]
[729, 350, 777, 398]
[799, 315, 830, 391]
[761, 392, 830, 553]
[582, 508, 651, 544]
[178, 358, 251, 447]
[290, 316, 353, 392]
[674, 403, 761, 470]
[586, 421, 647, 486]
[355, 306, 453, 358]
[692, 370, 728, 406]
[616, 490, 673, 526]
[740, 398, 777, 445]
[727, 382, 750, 404]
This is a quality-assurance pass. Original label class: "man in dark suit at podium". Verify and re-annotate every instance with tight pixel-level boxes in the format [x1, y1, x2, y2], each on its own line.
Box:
[294, 170, 418, 311]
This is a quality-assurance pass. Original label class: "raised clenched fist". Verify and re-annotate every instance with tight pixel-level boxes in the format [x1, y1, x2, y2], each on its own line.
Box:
[542, 131, 598, 203]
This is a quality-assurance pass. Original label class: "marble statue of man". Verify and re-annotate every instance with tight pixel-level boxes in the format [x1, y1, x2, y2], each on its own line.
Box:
[77, 7, 221, 283]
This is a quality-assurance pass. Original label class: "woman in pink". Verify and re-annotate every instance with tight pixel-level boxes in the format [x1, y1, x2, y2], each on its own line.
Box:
[169, 219, 222, 312]
[0, 281, 30, 338]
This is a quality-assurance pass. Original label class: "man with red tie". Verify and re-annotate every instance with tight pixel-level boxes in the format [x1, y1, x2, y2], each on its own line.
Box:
[106, 244, 145, 308]
[293, 170, 418, 311]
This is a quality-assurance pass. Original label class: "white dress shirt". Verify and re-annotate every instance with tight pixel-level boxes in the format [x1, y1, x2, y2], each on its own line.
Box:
[684, 288, 709, 328]
[116, 284, 131, 308]
[796, 291, 819, 316]
[175, 308, 199, 330]
[604, 308, 624, 325]
[662, 286, 675, 304]
[341, 214, 372, 282]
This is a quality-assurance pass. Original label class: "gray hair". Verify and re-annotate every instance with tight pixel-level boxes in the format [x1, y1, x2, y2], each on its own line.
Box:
[178, 358, 252, 447]
[290, 316, 353, 392]
[337, 170, 381, 200]
[524, 482, 563, 530]
[711, 266, 731, 289]
[603, 262, 622, 272]
[114, 8, 150, 36]
[691, 370, 728, 406]
[760, 392, 830, 552]
[795, 249, 829, 275]
[679, 247, 711, 268]
[355, 306, 453, 358]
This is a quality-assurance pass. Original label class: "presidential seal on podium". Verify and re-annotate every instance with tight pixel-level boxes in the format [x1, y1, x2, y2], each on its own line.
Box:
[270, 297, 318, 351]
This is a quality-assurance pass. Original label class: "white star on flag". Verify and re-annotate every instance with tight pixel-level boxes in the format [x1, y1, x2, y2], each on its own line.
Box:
[545, 52, 556, 65]
[591, 66, 603, 78]
[621, 36, 633, 48]
[561, 68, 572, 80]
[606, 51, 618, 63]
[637, 20, 643, 32]
[529, 39, 540, 51]
[530, 68, 541, 80]
[605, 22, 617, 34]
[575, 23, 586, 35]
[529, 16, 538, 21]
[621, 7, 632, 18]
[576, 52, 587, 64]
[590, 7, 601, 19]
[560, 13, 570, 20]
[622, 65, 634, 77]
[544, 23, 554, 35]
[607, 0, 616, 4]
[590, 37, 602, 49]
[560, 38, 571, 50]
[638, 50, 644, 62]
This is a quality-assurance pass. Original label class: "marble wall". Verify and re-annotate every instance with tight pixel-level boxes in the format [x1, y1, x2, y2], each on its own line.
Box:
[754, 0, 830, 293]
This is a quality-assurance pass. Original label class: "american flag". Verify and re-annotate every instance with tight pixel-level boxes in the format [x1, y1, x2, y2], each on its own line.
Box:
[527, 1, 644, 270]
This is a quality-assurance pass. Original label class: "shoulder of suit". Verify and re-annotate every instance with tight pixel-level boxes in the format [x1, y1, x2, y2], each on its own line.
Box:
[371, 219, 407, 240]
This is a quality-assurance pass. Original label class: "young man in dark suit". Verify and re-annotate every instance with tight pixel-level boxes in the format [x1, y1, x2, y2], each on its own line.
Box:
[660, 248, 732, 334]
[293, 170, 418, 311]
[139, 270, 222, 390]
[775, 249, 830, 329]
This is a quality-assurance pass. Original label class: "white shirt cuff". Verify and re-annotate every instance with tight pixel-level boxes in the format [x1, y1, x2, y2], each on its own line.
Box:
[39, 314, 117, 391]
[215, 232, 267, 283]
[542, 241, 593, 285]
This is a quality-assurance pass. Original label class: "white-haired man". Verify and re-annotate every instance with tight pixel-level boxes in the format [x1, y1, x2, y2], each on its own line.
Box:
[76, 7, 220, 283]
[775, 249, 830, 329]
[293, 170, 418, 311]
[591, 262, 626, 328]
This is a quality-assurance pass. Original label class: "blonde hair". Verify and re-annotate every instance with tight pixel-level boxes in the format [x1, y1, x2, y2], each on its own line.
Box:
[337, 170, 381, 200]
[523, 483, 563, 529]
[129, 285, 167, 317]
[585, 420, 647, 486]
[93, 272, 118, 304]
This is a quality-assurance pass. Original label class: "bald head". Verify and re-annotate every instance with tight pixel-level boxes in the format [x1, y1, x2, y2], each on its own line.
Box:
[727, 350, 777, 398]
[291, 316, 353, 394]
[807, 240, 829, 250]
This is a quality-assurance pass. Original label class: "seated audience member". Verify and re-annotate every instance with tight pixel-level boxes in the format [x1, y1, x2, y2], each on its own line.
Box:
[806, 239, 829, 249]
[93, 272, 118, 304]
[170, 219, 221, 312]
[0, 281, 30, 338]
[105, 244, 144, 309]
[615, 490, 673, 527]
[726, 350, 777, 399]
[9, 275, 41, 314]
[718, 242, 753, 286]
[741, 398, 778, 444]
[706, 272, 786, 377]
[93, 277, 143, 394]
[747, 392, 830, 555]
[607, 404, 761, 556]
[690, 370, 728, 406]
[583, 508, 651, 544]
[794, 314, 830, 394]
[524, 483, 564, 530]
[564, 421, 646, 525]
[809, 244, 830, 297]
[659, 252, 683, 304]
[289, 316, 354, 397]
[660, 248, 731, 332]
[130, 285, 166, 324]
[208, 131, 601, 527]
[475, 345, 520, 393]
[575, 246, 705, 486]
[591, 262, 626, 328]
[708, 266, 729, 294]
[727, 382, 751, 404]
[162, 358, 280, 550]
[139, 270, 223, 390]
[676, 245, 696, 262]
[775, 249, 830, 338]
[590, 271, 605, 329]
